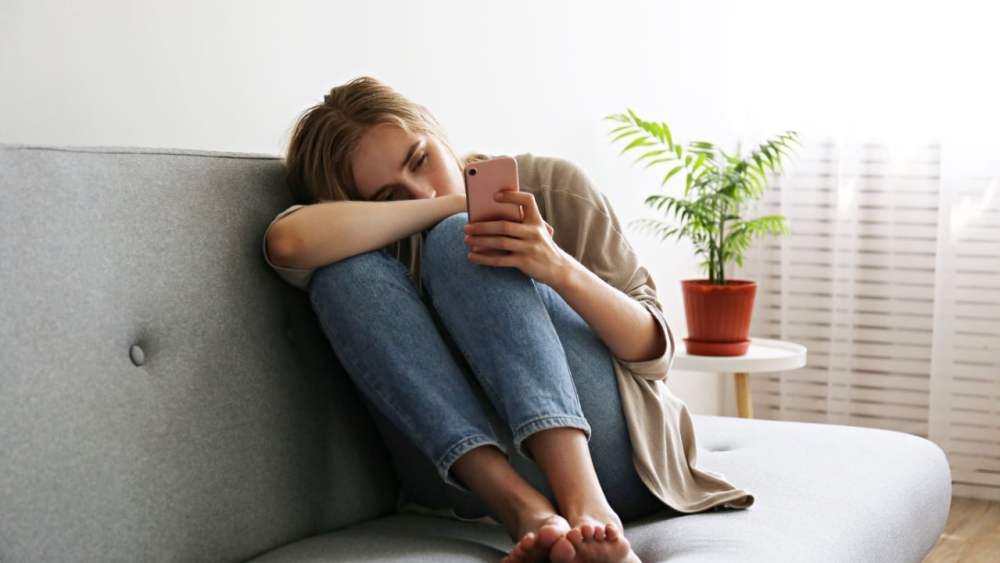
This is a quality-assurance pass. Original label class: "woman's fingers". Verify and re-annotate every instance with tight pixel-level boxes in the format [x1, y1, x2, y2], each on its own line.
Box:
[464, 219, 534, 239]
[464, 234, 528, 253]
[493, 190, 544, 226]
[462, 196, 569, 287]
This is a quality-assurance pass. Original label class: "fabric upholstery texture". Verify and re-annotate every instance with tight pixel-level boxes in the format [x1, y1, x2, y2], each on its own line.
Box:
[250, 415, 952, 563]
[0, 144, 951, 562]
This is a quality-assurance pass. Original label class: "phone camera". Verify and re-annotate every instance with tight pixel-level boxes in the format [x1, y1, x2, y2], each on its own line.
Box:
[468, 168, 477, 176]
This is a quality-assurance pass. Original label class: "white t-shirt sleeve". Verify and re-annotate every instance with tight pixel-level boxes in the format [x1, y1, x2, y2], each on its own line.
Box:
[262, 204, 315, 291]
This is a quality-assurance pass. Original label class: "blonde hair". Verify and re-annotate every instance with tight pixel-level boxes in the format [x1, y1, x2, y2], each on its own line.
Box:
[283, 76, 489, 204]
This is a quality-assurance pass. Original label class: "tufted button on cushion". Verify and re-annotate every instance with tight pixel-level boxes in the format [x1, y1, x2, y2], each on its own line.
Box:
[129, 344, 145, 366]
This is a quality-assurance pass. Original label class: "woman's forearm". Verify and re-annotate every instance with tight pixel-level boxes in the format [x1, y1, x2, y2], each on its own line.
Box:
[271, 193, 466, 269]
[553, 258, 667, 363]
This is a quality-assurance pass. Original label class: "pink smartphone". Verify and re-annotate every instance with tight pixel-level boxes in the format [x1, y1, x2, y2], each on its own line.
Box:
[464, 156, 522, 256]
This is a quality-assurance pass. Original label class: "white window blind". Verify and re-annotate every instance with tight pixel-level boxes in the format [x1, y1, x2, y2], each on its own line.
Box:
[733, 134, 1000, 501]
[930, 149, 1000, 501]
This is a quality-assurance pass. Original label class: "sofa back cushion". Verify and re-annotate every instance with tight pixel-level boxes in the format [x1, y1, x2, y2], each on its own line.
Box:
[0, 144, 398, 562]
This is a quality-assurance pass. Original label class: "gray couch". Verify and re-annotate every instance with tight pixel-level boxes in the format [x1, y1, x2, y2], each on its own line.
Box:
[0, 143, 953, 562]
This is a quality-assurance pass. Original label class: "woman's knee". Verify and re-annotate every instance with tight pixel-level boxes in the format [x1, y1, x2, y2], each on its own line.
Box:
[421, 212, 471, 280]
[308, 249, 411, 308]
[423, 212, 469, 260]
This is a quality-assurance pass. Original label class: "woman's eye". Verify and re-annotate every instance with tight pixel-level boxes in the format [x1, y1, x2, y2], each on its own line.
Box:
[415, 153, 428, 169]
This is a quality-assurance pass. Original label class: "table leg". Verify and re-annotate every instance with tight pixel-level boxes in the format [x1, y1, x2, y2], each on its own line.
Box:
[734, 372, 753, 418]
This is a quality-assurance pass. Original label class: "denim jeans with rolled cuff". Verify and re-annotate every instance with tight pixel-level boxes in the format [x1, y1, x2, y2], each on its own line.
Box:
[308, 211, 667, 523]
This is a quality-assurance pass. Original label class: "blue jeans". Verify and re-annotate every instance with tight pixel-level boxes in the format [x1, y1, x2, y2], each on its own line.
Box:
[308, 212, 667, 523]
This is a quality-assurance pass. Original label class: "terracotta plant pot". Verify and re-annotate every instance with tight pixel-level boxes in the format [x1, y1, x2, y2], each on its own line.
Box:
[681, 279, 757, 356]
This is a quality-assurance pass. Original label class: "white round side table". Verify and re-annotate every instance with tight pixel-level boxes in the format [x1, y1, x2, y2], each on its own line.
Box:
[672, 337, 807, 418]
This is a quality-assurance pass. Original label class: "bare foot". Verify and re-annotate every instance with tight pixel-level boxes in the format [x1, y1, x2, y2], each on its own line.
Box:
[549, 513, 640, 563]
[501, 512, 572, 563]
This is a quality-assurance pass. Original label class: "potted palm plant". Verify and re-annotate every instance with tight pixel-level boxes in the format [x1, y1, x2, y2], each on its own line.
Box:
[604, 109, 801, 356]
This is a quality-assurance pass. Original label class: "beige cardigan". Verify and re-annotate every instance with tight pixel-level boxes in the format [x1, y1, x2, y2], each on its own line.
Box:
[262, 153, 755, 521]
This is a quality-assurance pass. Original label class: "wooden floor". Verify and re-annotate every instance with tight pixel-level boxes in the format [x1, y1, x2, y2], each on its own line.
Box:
[924, 496, 1000, 562]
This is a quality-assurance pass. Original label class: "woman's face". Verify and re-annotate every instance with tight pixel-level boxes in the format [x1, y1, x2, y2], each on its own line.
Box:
[351, 122, 464, 202]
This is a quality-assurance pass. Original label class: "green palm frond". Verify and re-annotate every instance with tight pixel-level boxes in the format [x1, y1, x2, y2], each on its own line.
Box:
[605, 110, 801, 284]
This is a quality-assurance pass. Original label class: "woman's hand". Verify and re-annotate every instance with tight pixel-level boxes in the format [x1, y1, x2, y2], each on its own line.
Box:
[462, 189, 570, 288]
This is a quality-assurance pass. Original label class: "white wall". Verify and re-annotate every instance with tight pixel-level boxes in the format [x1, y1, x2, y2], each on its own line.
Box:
[9, 0, 991, 416]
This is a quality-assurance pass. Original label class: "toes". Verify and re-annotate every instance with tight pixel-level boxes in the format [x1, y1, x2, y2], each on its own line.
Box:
[520, 532, 536, 550]
[535, 524, 565, 548]
[511, 544, 528, 561]
[567, 527, 585, 546]
[580, 524, 595, 540]
[507, 541, 527, 563]
[594, 525, 606, 541]
[605, 523, 620, 541]
[550, 536, 576, 563]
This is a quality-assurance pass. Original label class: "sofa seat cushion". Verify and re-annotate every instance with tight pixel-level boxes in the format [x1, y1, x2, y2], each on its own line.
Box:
[247, 414, 951, 562]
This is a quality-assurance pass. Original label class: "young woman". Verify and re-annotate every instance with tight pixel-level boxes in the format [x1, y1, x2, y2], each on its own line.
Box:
[263, 76, 755, 563]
